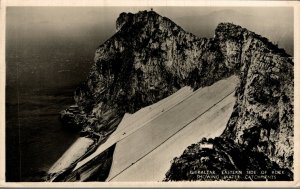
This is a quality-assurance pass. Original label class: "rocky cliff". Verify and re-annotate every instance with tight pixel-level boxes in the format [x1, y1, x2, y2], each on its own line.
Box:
[63, 10, 233, 136]
[218, 23, 294, 171]
[60, 10, 293, 181]
[165, 23, 294, 181]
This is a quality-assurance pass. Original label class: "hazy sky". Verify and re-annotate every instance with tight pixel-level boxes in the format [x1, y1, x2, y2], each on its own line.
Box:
[7, 7, 293, 46]
[6, 7, 294, 95]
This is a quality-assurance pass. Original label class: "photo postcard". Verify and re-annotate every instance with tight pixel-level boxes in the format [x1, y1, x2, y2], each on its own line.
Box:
[0, 0, 299, 187]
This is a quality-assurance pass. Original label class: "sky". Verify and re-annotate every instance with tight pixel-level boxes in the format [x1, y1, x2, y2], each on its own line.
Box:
[6, 7, 294, 96]
[6, 7, 294, 47]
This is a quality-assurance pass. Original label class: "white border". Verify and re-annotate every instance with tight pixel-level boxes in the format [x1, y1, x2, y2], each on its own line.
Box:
[0, 0, 299, 187]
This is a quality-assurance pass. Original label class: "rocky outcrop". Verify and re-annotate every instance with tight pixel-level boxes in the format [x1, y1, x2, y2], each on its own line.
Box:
[66, 10, 233, 136]
[216, 23, 293, 171]
[165, 23, 293, 181]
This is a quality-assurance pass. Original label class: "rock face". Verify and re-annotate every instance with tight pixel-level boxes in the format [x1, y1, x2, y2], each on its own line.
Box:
[68, 10, 233, 135]
[219, 23, 294, 170]
[165, 24, 294, 180]
[60, 10, 293, 181]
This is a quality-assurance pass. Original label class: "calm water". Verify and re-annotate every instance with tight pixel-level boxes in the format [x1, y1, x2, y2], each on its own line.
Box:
[5, 22, 96, 181]
[6, 88, 81, 181]
[5, 33, 94, 181]
[6, 8, 98, 181]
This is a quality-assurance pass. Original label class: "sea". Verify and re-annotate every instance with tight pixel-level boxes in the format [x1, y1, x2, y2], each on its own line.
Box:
[6, 87, 80, 181]
[5, 31, 96, 182]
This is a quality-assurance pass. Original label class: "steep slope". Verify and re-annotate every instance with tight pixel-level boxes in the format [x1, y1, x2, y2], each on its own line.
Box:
[62, 10, 233, 138]
[57, 10, 293, 181]
[52, 10, 236, 181]
[107, 76, 238, 181]
[218, 23, 294, 171]
[165, 23, 294, 181]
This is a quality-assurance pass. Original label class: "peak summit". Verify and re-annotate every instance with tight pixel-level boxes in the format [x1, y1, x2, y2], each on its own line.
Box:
[116, 10, 180, 32]
[116, 10, 160, 30]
